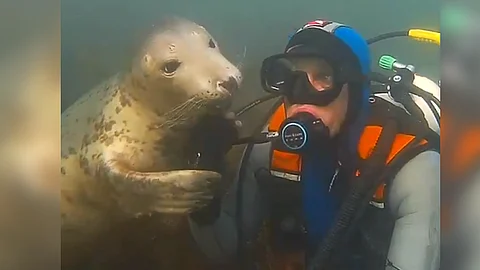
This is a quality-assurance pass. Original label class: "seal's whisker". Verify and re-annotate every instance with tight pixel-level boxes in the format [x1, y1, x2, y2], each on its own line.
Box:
[166, 96, 198, 113]
[235, 45, 247, 70]
[162, 96, 200, 118]
[169, 102, 205, 122]
[168, 101, 205, 122]
[158, 97, 207, 128]
[165, 99, 203, 118]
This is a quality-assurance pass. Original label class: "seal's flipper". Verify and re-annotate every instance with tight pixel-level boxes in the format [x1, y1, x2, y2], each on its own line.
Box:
[104, 163, 222, 215]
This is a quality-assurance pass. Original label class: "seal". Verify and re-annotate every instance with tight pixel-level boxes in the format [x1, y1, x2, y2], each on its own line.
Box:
[61, 17, 242, 269]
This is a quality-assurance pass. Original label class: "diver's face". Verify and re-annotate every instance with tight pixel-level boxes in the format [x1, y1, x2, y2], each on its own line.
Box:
[284, 57, 349, 137]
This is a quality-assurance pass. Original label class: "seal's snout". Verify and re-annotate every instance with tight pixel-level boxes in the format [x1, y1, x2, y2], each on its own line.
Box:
[217, 76, 239, 94]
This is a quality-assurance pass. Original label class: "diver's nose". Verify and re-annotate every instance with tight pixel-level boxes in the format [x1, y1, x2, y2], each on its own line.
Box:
[218, 76, 239, 93]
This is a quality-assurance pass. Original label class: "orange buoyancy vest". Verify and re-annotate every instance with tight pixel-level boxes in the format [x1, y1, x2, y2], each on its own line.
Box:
[255, 96, 437, 270]
[267, 98, 431, 207]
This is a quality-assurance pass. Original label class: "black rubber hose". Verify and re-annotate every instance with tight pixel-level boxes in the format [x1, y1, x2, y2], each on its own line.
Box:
[369, 71, 389, 84]
[235, 93, 279, 117]
[426, 98, 441, 123]
[430, 95, 440, 109]
[235, 97, 283, 268]
[370, 71, 440, 124]
[306, 183, 367, 269]
[367, 31, 409, 45]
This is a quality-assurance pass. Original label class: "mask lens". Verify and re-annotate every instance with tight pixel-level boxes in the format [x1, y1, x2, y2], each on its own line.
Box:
[261, 56, 295, 94]
[260, 55, 335, 94]
[288, 56, 334, 91]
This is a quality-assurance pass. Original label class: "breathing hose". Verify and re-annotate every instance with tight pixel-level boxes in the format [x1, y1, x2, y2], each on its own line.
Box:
[234, 97, 283, 269]
[367, 28, 440, 45]
[234, 93, 279, 117]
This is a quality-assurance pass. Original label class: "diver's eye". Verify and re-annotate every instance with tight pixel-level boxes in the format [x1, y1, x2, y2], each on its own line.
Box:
[161, 60, 182, 76]
[208, 39, 216, 49]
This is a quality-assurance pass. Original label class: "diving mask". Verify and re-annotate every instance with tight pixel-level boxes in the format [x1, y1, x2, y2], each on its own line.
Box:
[260, 54, 346, 106]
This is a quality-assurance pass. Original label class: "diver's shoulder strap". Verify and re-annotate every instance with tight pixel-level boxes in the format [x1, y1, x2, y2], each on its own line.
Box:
[268, 102, 287, 132]
[367, 93, 437, 149]
[356, 95, 437, 207]
[327, 114, 411, 269]
[371, 80, 440, 136]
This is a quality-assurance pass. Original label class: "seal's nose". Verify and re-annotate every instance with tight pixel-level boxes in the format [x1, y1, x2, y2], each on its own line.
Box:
[218, 76, 239, 93]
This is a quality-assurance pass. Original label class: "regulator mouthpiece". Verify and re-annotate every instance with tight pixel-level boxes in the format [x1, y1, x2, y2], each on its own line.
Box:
[279, 112, 329, 152]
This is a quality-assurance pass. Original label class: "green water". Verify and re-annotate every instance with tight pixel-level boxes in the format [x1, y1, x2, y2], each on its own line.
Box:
[61, 0, 439, 116]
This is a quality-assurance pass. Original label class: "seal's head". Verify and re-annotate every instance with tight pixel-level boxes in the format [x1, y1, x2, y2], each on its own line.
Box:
[130, 17, 242, 120]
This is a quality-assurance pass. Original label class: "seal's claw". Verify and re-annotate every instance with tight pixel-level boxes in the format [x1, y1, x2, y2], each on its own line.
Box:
[107, 168, 222, 215]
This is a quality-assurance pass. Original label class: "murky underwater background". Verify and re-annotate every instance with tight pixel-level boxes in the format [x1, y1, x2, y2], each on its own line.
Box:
[61, 0, 439, 132]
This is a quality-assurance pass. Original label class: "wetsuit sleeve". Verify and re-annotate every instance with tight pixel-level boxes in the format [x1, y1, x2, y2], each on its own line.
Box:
[188, 142, 272, 264]
[386, 150, 440, 270]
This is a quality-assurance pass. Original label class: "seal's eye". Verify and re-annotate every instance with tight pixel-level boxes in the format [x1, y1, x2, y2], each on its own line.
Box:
[161, 60, 182, 76]
[208, 39, 216, 49]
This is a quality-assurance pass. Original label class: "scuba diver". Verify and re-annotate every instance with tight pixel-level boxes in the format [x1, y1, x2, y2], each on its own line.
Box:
[189, 19, 440, 270]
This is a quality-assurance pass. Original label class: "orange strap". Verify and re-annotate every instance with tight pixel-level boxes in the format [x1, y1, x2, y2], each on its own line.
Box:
[358, 126, 427, 164]
[373, 183, 386, 201]
[268, 103, 287, 132]
[271, 150, 303, 174]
